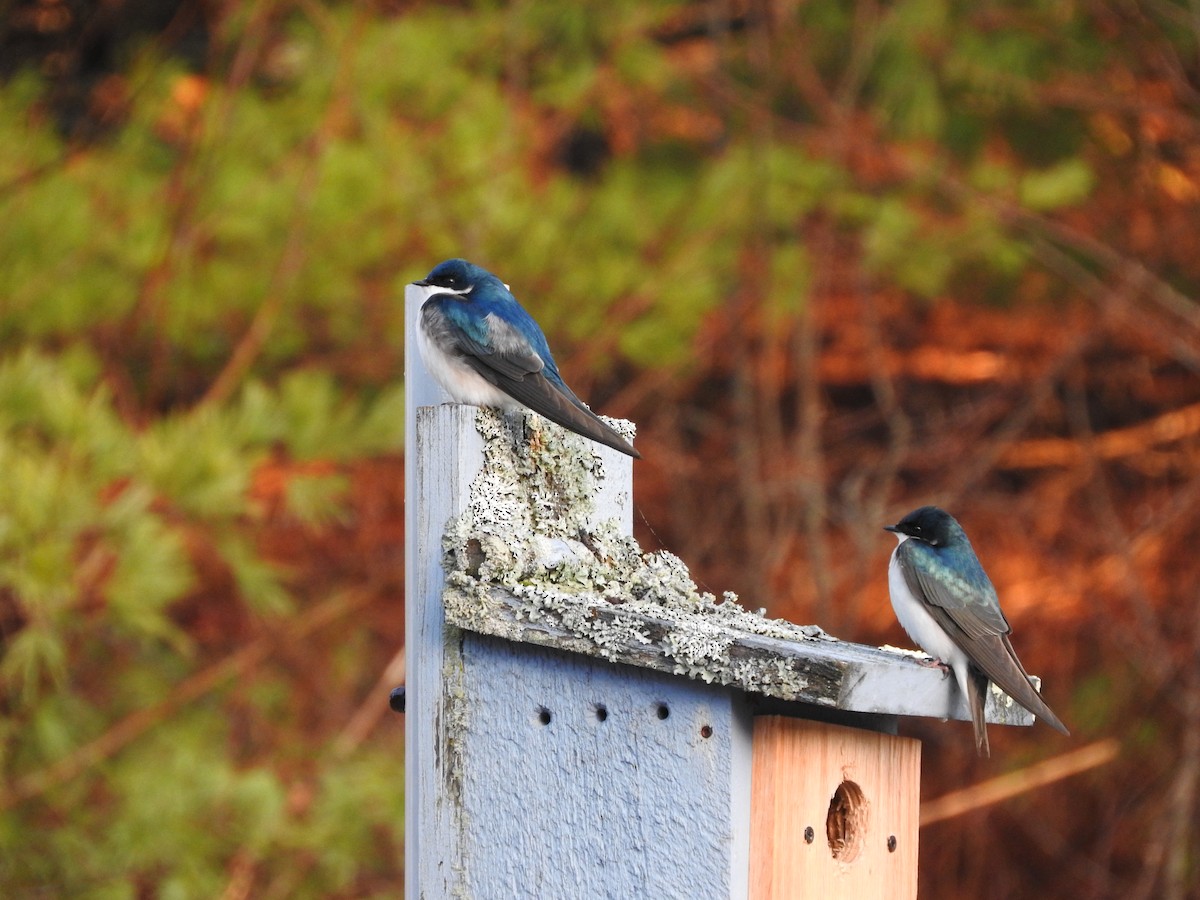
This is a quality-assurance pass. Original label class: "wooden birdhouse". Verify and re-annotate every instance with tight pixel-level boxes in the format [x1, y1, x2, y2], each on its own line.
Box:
[401, 289, 1036, 899]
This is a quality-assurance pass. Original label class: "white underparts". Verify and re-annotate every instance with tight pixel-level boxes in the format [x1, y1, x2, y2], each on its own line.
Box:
[887, 541, 972, 705]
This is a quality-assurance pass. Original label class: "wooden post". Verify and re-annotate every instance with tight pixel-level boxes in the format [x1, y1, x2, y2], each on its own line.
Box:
[405, 286, 481, 896]
[750, 717, 920, 899]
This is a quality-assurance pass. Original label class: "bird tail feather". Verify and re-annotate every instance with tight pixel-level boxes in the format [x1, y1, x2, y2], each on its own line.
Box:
[966, 667, 992, 758]
[496, 370, 641, 458]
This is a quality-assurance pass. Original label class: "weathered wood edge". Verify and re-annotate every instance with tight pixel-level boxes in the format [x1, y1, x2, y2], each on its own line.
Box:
[444, 582, 1039, 727]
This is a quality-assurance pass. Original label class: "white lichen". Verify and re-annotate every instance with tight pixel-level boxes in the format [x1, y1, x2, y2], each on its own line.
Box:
[439, 407, 835, 697]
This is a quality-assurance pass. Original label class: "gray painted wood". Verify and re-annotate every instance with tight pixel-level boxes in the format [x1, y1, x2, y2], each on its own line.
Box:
[405, 286, 748, 898]
[458, 635, 751, 899]
[405, 279, 487, 895]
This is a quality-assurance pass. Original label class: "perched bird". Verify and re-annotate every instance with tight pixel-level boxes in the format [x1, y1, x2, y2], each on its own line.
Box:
[412, 258, 640, 458]
[884, 506, 1068, 756]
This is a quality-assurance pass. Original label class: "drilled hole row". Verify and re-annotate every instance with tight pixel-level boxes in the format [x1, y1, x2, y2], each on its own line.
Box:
[534, 703, 713, 738]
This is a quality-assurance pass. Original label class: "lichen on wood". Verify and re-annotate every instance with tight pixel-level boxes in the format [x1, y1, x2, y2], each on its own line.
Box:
[440, 407, 1035, 724]
[441, 410, 843, 705]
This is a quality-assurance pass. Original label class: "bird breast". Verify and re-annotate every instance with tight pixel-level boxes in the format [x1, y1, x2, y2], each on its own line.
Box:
[416, 313, 517, 409]
[888, 546, 966, 667]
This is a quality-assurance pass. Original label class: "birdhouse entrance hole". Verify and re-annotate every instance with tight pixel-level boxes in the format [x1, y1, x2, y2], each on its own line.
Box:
[826, 779, 868, 863]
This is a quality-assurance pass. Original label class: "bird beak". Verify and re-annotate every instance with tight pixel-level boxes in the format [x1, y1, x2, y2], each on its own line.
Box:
[412, 279, 430, 287]
[883, 524, 900, 533]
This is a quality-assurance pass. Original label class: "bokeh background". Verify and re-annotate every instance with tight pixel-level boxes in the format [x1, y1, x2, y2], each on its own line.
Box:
[2, 1, 1198, 897]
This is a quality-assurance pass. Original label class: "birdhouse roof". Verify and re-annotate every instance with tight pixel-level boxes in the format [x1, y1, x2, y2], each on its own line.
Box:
[438, 407, 1034, 727]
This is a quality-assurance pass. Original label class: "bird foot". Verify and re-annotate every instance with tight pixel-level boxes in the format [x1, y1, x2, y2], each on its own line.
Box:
[918, 657, 952, 677]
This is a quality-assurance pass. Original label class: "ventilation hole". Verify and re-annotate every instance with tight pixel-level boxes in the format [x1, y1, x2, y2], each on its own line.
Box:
[595, 704, 608, 722]
[537, 706, 552, 726]
[700, 724, 713, 739]
[887, 835, 898, 853]
[826, 780, 869, 863]
[804, 826, 815, 844]
[656, 703, 670, 720]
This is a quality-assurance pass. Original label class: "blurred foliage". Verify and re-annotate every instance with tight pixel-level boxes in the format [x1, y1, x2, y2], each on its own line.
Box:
[0, 0, 1102, 383]
[1, 0, 1199, 897]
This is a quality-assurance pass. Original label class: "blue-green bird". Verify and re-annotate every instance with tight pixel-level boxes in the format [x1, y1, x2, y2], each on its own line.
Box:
[885, 506, 1069, 756]
[411, 258, 639, 458]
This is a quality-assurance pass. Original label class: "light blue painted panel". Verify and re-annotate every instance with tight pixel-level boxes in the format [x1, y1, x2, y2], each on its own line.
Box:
[458, 633, 751, 899]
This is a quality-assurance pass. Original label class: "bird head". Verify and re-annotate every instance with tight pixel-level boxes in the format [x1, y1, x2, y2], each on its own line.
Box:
[414, 258, 506, 295]
[884, 505, 958, 547]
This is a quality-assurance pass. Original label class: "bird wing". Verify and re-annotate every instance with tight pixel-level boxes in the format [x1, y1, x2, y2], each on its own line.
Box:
[896, 542, 1069, 735]
[423, 297, 546, 382]
[423, 297, 640, 458]
[896, 541, 1010, 638]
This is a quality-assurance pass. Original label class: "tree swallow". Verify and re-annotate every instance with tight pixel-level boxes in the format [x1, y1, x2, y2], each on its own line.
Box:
[884, 505, 1069, 756]
[411, 258, 640, 458]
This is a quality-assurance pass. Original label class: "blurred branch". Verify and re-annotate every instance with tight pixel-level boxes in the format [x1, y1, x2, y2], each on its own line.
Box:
[1000, 400, 1200, 470]
[792, 218, 833, 621]
[123, 0, 280, 415]
[218, 850, 258, 900]
[729, 283, 770, 606]
[1065, 375, 1177, 692]
[921, 740, 1121, 826]
[1163, 648, 1200, 900]
[937, 327, 1096, 506]
[1038, 79, 1200, 140]
[0, 588, 374, 811]
[238, 639, 406, 899]
[199, 8, 369, 409]
[331, 644, 406, 759]
[1028, 235, 1200, 374]
[1130, 592, 1200, 900]
[934, 168, 1200, 353]
[844, 275, 910, 612]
